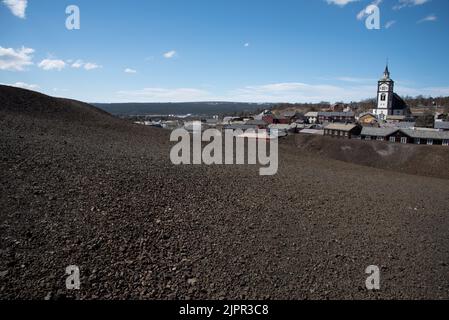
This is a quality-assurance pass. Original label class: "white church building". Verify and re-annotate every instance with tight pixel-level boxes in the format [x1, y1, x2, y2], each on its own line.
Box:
[372, 65, 408, 120]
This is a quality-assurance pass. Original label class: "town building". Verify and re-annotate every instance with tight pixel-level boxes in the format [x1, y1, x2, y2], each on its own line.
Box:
[253, 110, 272, 121]
[360, 127, 449, 146]
[279, 111, 307, 123]
[383, 121, 416, 129]
[318, 111, 355, 123]
[245, 119, 269, 129]
[360, 127, 399, 141]
[358, 112, 378, 126]
[281, 111, 298, 121]
[324, 123, 361, 139]
[222, 116, 242, 124]
[299, 128, 324, 136]
[399, 129, 449, 146]
[263, 114, 290, 124]
[386, 115, 409, 123]
[304, 112, 318, 124]
[268, 123, 297, 134]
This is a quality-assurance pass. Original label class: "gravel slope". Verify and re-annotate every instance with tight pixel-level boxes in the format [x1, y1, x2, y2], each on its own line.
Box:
[294, 134, 449, 180]
[1, 86, 449, 300]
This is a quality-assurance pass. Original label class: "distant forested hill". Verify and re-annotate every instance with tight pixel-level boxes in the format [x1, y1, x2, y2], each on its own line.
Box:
[93, 102, 273, 116]
[94, 96, 449, 117]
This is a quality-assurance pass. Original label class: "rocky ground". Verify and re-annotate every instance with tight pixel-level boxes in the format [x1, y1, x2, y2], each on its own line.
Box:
[294, 134, 449, 180]
[1, 85, 449, 300]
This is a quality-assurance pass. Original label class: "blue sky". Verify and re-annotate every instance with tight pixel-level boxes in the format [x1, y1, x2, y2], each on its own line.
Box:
[1, 0, 448, 103]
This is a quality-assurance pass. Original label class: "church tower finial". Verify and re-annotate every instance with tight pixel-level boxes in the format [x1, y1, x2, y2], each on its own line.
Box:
[383, 59, 390, 80]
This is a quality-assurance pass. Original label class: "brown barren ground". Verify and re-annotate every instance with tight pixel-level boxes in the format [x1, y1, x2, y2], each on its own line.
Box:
[1, 85, 449, 300]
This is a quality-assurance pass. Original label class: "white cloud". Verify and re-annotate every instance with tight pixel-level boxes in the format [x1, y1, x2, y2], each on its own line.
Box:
[0, 46, 34, 71]
[326, 0, 359, 6]
[229, 82, 449, 103]
[124, 68, 137, 74]
[336, 76, 377, 83]
[83, 62, 101, 70]
[116, 87, 211, 102]
[71, 60, 84, 68]
[393, 0, 430, 10]
[418, 14, 437, 23]
[385, 20, 397, 29]
[70, 60, 101, 70]
[1, 81, 39, 90]
[357, 0, 382, 20]
[38, 59, 66, 71]
[14, 81, 39, 89]
[396, 85, 449, 97]
[163, 50, 177, 59]
[244, 43, 250, 47]
[2, 0, 27, 18]
[115, 82, 384, 103]
[113, 81, 449, 103]
[229, 82, 377, 103]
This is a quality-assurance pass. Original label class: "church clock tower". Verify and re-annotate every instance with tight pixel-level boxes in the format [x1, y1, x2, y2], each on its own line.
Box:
[373, 65, 394, 120]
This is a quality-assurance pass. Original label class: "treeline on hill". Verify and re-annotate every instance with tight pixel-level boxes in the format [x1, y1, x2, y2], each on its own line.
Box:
[272, 96, 449, 114]
[94, 102, 273, 116]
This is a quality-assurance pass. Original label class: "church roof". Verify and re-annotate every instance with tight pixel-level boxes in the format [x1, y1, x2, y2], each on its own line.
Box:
[392, 93, 408, 110]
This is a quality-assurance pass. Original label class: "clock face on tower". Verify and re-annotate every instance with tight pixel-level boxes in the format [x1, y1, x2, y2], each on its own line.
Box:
[379, 83, 389, 92]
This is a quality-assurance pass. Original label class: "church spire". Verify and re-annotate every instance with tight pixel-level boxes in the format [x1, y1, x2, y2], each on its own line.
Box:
[382, 60, 390, 80]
